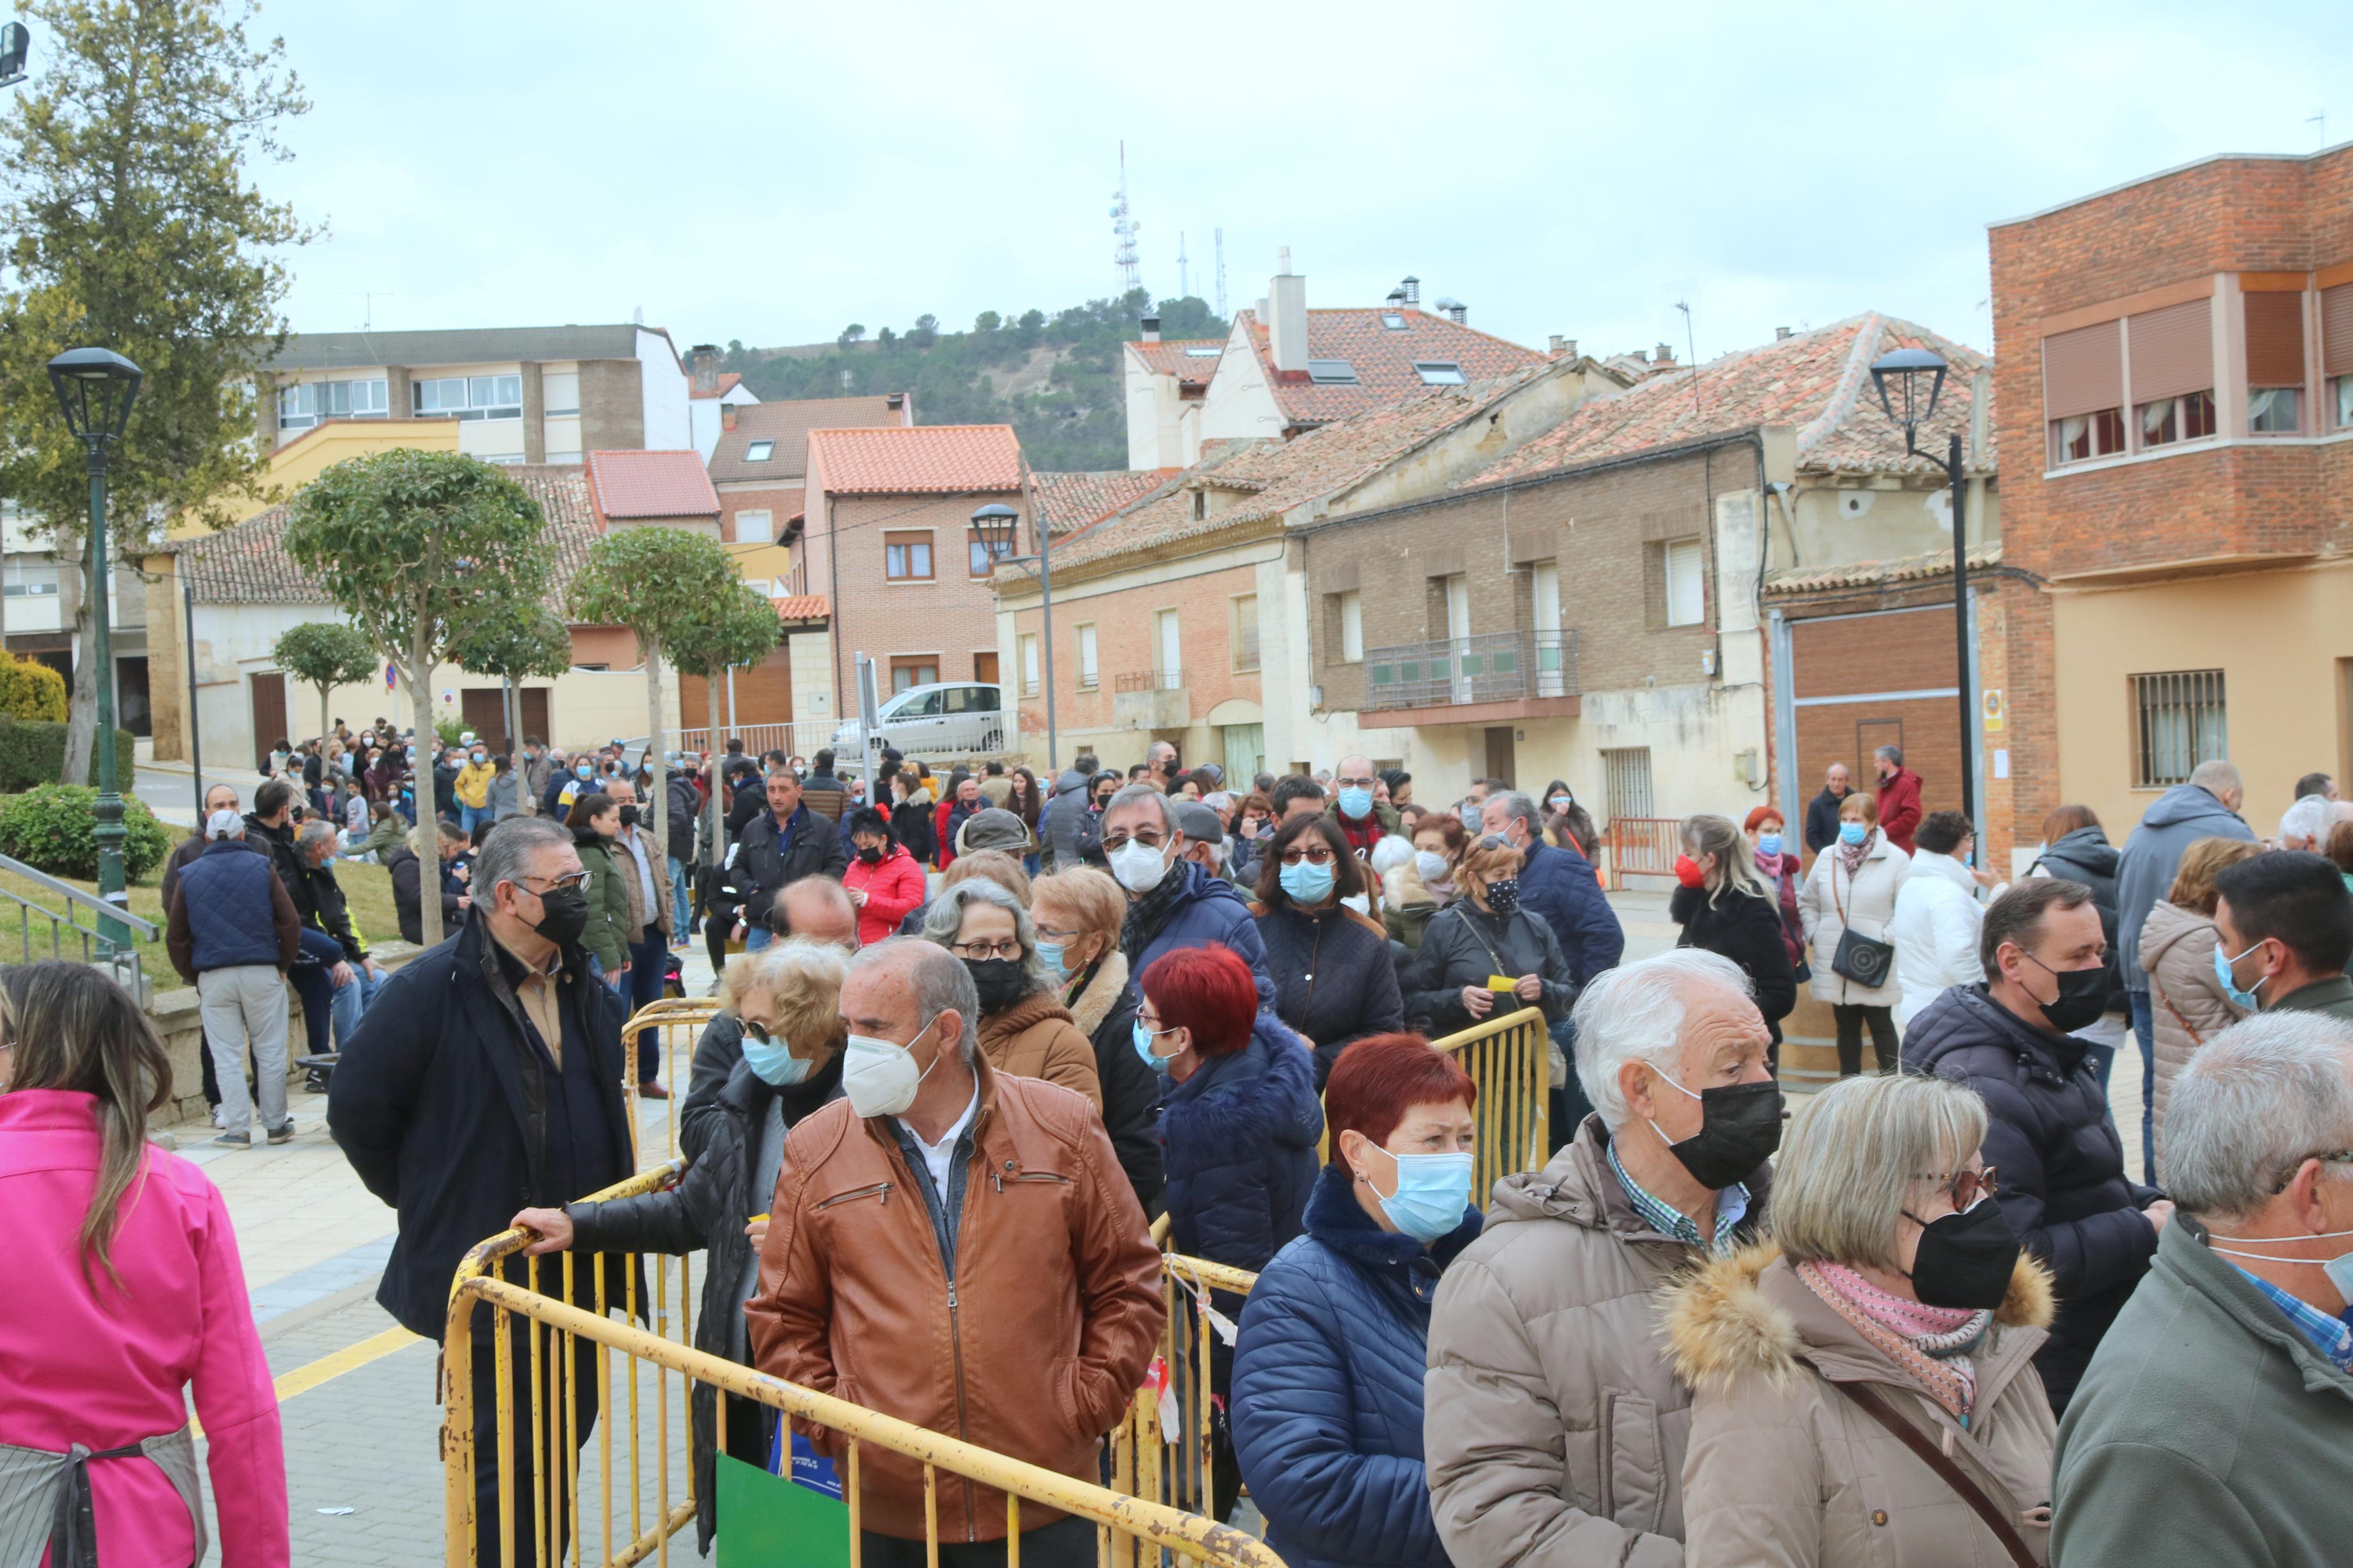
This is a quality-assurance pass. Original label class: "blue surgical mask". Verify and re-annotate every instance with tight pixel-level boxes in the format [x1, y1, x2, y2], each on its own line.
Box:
[1133, 1018, 1179, 1073]
[1364, 1145, 1475, 1245]
[1337, 785, 1374, 820]
[574, 765, 594, 781]
[741, 1025, 813, 1086]
[1838, 822, 1867, 847]
[1279, 859, 1337, 905]
[1757, 833, 1782, 859]
[2215, 940, 2270, 1011]
[1035, 938, 1069, 978]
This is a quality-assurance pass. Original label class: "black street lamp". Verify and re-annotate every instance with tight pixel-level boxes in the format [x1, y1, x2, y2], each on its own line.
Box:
[1868, 345, 1977, 833]
[48, 346, 141, 943]
[972, 500, 1057, 769]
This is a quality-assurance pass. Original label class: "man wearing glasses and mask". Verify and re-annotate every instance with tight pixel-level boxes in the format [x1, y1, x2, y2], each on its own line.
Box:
[330, 814, 637, 1567]
[1096, 783, 1273, 1001]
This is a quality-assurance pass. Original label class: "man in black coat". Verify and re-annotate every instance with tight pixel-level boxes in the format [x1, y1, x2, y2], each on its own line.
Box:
[1900, 876, 2170, 1414]
[328, 813, 637, 1568]
[730, 768, 848, 948]
[164, 781, 257, 1117]
[1803, 761, 1856, 854]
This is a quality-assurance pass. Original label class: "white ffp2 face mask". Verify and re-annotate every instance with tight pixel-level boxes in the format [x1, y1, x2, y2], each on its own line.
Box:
[840, 1017, 943, 1119]
[1108, 838, 1172, 894]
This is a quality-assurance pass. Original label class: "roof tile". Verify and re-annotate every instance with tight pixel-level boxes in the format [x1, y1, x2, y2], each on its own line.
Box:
[1127, 339, 1226, 383]
[1030, 470, 1169, 536]
[1765, 544, 2003, 595]
[688, 372, 746, 400]
[1237, 308, 1546, 425]
[587, 449, 721, 519]
[807, 425, 1023, 495]
[707, 394, 906, 482]
[772, 594, 831, 621]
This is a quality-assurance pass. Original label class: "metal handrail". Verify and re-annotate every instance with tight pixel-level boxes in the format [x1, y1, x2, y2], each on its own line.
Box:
[1362, 628, 1580, 711]
[0, 849, 159, 938]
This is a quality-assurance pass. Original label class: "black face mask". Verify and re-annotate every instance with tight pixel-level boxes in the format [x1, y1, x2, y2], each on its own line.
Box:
[964, 957, 1027, 1014]
[1652, 1076, 1783, 1190]
[1903, 1199, 2020, 1310]
[530, 884, 591, 948]
[619, 804, 640, 829]
[857, 844, 884, 865]
[2024, 952, 2108, 1033]
[1482, 876, 1521, 916]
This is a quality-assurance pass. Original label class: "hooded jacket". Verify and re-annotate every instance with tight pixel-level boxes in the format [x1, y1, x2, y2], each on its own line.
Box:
[1515, 837, 1624, 986]
[1667, 1245, 2056, 1568]
[1890, 847, 1987, 1027]
[2116, 785, 2256, 995]
[977, 988, 1103, 1111]
[844, 840, 927, 947]
[1160, 1014, 1324, 1273]
[1044, 768, 1095, 871]
[1401, 899, 1577, 1036]
[1900, 985, 2162, 1412]
[1799, 829, 1910, 1007]
[2137, 898, 2247, 1178]
[573, 827, 636, 975]
[1425, 1116, 1772, 1568]
[1230, 1162, 1482, 1568]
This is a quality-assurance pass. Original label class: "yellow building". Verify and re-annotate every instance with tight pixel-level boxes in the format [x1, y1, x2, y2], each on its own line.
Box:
[194, 417, 461, 535]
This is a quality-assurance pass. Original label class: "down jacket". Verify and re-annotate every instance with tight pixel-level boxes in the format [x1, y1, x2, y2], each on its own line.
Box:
[1230, 1162, 1482, 1568]
[1254, 901, 1407, 1088]
[1401, 901, 1577, 1037]
[2116, 783, 2256, 996]
[1900, 984, 2162, 1413]
[977, 989, 1103, 1111]
[2138, 898, 2247, 1178]
[1128, 859, 1276, 1001]
[1669, 882, 1797, 1042]
[1667, 1244, 2057, 1568]
[1062, 950, 1166, 1211]
[1889, 847, 1986, 1027]
[1516, 838, 1624, 986]
[1424, 1117, 1772, 1568]
[1799, 830, 1909, 1007]
[1160, 1014, 1323, 1273]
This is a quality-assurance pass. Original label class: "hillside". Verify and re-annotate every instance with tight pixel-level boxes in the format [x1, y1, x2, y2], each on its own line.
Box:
[718, 290, 1227, 472]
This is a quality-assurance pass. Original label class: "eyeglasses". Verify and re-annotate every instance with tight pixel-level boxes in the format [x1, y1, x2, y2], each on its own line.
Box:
[1335, 774, 1376, 790]
[2272, 1150, 2353, 1193]
[1278, 845, 1336, 866]
[1033, 923, 1082, 943]
[1477, 834, 1513, 851]
[1914, 1167, 1999, 1210]
[951, 938, 1024, 961]
[518, 870, 591, 894]
[1101, 831, 1165, 852]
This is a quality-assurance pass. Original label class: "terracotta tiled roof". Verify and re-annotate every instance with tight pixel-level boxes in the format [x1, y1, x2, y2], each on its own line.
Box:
[1236, 307, 1546, 426]
[1472, 313, 1993, 485]
[1030, 470, 1170, 536]
[688, 372, 745, 400]
[1765, 545, 2003, 596]
[1048, 362, 1555, 573]
[772, 594, 830, 622]
[587, 449, 721, 519]
[165, 464, 602, 610]
[708, 394, 906, 482]
[806, 424, 1022, 495]
[1127, 339, 1225, 383]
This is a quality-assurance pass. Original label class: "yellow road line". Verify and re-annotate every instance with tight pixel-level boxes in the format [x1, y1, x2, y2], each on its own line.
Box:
[193, 1326, 423, 1439]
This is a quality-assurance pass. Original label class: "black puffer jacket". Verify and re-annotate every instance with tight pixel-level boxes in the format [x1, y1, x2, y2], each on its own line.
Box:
[1400, 901, 1575, 1036]
[1901, 983, 2163, 1413]
[1670, 882, 1798, 1041]
[1254, 902, 1407, 1089]
[384, 842, 464, 948]
[570, 1052, 843, 1555]
[2031, 825, 2126, 1010]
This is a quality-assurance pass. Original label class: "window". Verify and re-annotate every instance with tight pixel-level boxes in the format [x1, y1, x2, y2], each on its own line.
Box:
[2053, 408, 2127, 463]
[2137, 390, 2216, 447]
[541, 371, 580, 417]
[2127, 298, 2214, 450]
[1191, 489, 1208, 521]
[2335, 375, 2353, 432]
[1602, 747, 1655, 823]
[943, 684, 999, 713]
[889, 657, 939, 693]
[1338, 591, 1363, 663]
[413, 374, 522, 421]
[1076, 623, 1099, 689]
[2326, 283, 2353, 428]
[2043, 319, 2124, 465]
[732, 508, 773, 546]
[1183, 346, 1222, 357]
[883, 532, 933, 581]
[3, 557, 58, 598]
[545, 449, 582, 466]
[969, 527, 1013, 576]
[1380, 312, 1407, 330]
[1307, 359, 1358, 384]
[1019, 634, 1040, 697]
[2249, 388, 2301, 434]
[2132, 670, 2227, 788]
[277, 376, 389, 430]
[1155, 609, 1182, 685]
[1663, 539, 1705, 627]
[1414, 361, 1467, 385]
[2245, 290, 2305, 436]
[744, 440, 775, 462]
[1231, 593, 1261, 672]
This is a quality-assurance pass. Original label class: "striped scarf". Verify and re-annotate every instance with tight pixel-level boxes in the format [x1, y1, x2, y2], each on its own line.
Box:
[1796, 1259, 1990, 1423]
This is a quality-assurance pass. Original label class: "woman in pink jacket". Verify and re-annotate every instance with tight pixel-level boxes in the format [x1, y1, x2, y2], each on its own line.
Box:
[0, 960, 288, 1567]
[843, 806, 928, 946]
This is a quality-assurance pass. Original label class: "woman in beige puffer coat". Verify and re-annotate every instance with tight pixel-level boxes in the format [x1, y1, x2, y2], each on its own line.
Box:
[2138, 836, 2262, 1178]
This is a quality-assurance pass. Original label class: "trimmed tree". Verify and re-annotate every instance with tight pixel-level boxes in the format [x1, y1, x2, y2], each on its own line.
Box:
[272, 622, 379, 749]
[666, 579, 786, 876]
[452, 602, 573, 810]
[283, 449, 549, 946]
[567, 527, 758, 865]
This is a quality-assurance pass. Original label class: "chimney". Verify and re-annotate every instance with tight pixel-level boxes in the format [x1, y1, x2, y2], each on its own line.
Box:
[886, 391, 907, 421]
[721, 403, 738, 433]
[1435, 297, 1467, 325]
[1547, 335, 1565, 354]
[1400, 276, 1421, 305]
[1774, 326, 1793, 340]
[1267, 252, 1308, 374]
[1654, 342, 1675, 365]
[690, 343, 719, 393]
[1140, 314, 1161, 344]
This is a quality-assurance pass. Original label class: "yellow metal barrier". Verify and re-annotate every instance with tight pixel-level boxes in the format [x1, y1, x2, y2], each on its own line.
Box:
[1428, 1004, 1552, 1201]
[620, 998, 723, 1164]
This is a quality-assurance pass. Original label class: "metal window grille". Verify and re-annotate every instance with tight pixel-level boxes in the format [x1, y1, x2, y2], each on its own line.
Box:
[1602, 746, 1654, 824]
[2132, 670, 2226, 788]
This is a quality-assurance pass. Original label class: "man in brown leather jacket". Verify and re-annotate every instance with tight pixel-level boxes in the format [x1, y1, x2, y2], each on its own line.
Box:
[747, 938, 1163, 1567]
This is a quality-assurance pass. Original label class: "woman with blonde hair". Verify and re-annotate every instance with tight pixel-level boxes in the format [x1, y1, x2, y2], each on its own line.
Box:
[1033, 865, 1166, 1209]
[0, 961, 288, 1566]
[2139, 834, 2266, 1174]
[1672, 813, 1798, 1055]
[1669, 1070, 2054, 1566]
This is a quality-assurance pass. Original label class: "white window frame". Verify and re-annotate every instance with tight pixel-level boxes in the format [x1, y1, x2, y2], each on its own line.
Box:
[277, 376, 389, 431]
[1338, 591, 1363, 663]
[1663, 539, 1705, 628]
[1019, 633, 1040, 697]
[540, 370, 581, 418]
[744, 439, 776, 462]
[1076, 623, 1099, 690]
[1414, 361, 1467, 385]
[1231, 593, 1261, 673]
[732, 508, 773, 546]
[412, 374, 522, 422]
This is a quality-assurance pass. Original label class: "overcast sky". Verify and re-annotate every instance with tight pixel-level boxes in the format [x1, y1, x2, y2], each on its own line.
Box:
[262, 1, 2349, 365]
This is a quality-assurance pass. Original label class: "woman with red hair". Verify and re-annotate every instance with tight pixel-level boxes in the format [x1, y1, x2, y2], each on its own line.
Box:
[1230, 1034, 1479, 1568]
[1744, 803, 1806, 970]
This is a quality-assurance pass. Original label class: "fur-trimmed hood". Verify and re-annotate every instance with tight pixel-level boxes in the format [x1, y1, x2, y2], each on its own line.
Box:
[1665, 1241, 2054, 1392]
[1064, 949, 1130, 1037]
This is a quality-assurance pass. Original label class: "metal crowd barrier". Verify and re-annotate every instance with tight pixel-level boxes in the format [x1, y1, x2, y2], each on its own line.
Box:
[1111, 1220, 1261, 1550]
[1605, 815, 1683, 890]
[1428, 1005, 1553, 1203]
[621, 998, 723, 1165]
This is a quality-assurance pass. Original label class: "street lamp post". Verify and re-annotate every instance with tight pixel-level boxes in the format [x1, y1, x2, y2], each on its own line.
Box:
[1868, 346, 1977, 832]
[48, 347, 143, 946]
[972, 501, 1055, 769]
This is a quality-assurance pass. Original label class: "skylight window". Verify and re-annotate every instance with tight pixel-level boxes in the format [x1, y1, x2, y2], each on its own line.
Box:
[1381, 313, 1408, 330]
[1307, 359, 1359, 385]
[1184, 347, 1222, 357]
[744, 440, 775, 461]
[1414, 361, 1467, 386]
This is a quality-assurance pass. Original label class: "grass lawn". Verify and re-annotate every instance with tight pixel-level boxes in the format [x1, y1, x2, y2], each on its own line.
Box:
[0, 852, 405, 958]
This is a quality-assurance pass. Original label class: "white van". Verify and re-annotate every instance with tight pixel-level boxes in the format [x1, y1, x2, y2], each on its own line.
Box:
[831, 681, 1006, 759]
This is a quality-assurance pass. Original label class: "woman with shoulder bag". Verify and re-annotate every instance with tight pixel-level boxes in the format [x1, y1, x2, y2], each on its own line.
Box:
[1800, 790, 1909, 1076]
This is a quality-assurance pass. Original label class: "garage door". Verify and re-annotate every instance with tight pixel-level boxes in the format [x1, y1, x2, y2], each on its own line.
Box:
[1788, 605, 1966, 821]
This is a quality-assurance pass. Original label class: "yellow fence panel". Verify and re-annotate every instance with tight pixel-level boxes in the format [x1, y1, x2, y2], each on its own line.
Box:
[620, 998, 722, 1165]
[1427, 1005, 1552, 1201]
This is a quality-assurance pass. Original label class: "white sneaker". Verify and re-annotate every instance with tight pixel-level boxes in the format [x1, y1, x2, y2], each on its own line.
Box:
[211, 1105, 228, 1129]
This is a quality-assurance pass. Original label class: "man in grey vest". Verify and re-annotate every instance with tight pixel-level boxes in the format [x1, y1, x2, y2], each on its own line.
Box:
[165, 809, 302, 1147]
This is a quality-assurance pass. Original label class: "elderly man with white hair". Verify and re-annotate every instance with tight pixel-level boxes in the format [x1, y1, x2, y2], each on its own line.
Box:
[2279, 791, 2336, 853]
[2054, 1011, 2353, 1566]
[1425, 948, 1780, 1568]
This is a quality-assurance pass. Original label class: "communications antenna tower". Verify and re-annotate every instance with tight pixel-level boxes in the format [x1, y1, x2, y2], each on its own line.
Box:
[1214, 227, 1227, 319]
[1177, 232, 1190, 301]
[1111, 143, 1142, 294]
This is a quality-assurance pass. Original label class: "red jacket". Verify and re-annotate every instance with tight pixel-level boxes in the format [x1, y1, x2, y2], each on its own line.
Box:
[844, 842, 927, 946]
[1876, 767, 1924, 854]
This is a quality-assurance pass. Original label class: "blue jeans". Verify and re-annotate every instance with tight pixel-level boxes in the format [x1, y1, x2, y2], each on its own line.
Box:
[332, 959, 385, 1047]
[667, 855, 693, 936]
[626, 933, 668, 1082]
[2128, 990, 2157, 1180]
[744, 926, 773, 954]
[288, 927, 346, 1058]
[461, 803, 490, 837]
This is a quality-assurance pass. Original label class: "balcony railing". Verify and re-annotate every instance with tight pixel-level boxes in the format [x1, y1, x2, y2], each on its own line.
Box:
[1362, 629, 1579, 712]
[1115, 668, 1186, 693]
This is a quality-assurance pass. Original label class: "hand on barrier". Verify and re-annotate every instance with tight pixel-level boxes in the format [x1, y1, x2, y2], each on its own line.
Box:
[510, 1207, 574, 1255]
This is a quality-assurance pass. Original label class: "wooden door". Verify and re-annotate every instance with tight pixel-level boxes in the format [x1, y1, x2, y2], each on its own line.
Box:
[521, 687, 551, 745]
[461, 689, 507, 749]
[1484, 726, 1516, 790]
[973, 651, 999, 686]
[250, 672, 287, 770]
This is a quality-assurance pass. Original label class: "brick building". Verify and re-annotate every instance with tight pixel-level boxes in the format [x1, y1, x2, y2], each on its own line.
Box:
[1990, 144, 2353, 849]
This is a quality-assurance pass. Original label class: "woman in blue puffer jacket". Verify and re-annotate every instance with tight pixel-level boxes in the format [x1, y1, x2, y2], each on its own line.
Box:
[1230, 1033, 1481, 1568]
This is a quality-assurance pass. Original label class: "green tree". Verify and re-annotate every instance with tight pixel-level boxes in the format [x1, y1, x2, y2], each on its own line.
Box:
[665, 579, 783, 870]
[0, 0, 311, 783]
[567, 527, 753, 862]
[451, 601, 572, 797]
[271, 621, 377, 749]
[284, 449, 549, 945]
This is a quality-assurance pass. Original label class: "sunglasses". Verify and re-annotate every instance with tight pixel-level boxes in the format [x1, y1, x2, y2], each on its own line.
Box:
[1914, 1167, 1999, 1211]
[1277, 845, 1336, 866]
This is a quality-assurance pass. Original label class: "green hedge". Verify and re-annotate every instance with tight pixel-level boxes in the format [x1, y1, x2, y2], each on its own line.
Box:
[0, 717, 136, 792]
[0, 783, 171, 881]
